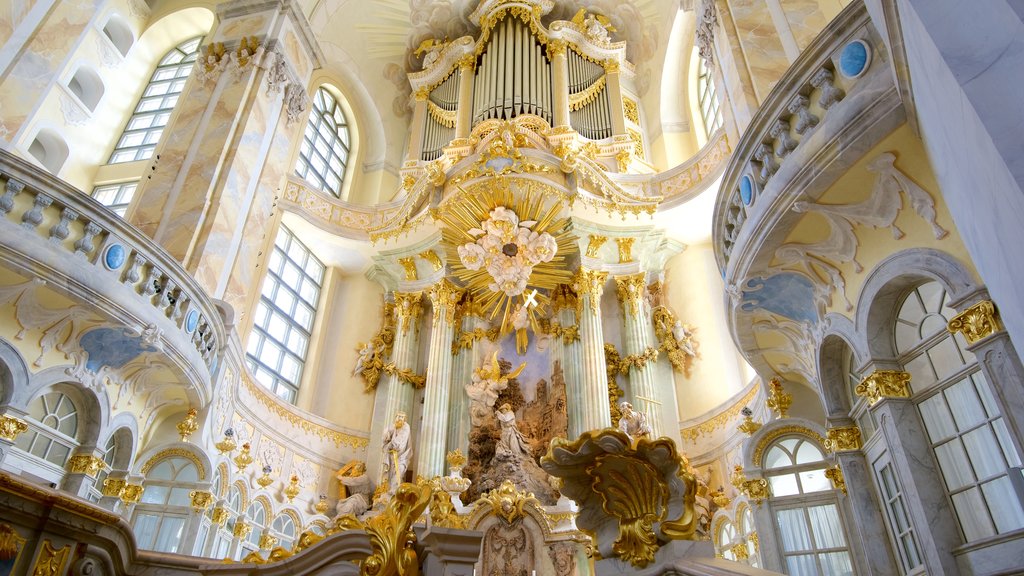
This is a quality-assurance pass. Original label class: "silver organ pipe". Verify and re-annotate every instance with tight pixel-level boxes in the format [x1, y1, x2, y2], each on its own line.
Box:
[568, 49, 611, 139]
[472, 16, 552, 125]
[421, 69, 458, 161]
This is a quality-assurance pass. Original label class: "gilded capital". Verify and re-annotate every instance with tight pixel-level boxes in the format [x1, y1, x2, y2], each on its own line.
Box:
[855, 370, 911, 405]
[948, 300, 1002, 345]
[414, 87, 430, 101]
[824, 426, 862, 452]
[428, 278, 463, 324]
[233, 520, 253, 539]
[604, 58, 621, 73]
[550, 284, 579, 316]
[190, 490, 215, 511]
[120, 484, 144, 504]
[458, 54, 476, 71]
[101, 477, 127, 498]
[394, 292, 424, 333]
[66, 454, 107, 477]
[211, 506, 230, 526]
[0, 414, 28, 441]
[825, 465, 847, 494]
[616, 237, 635, 263]
[397, 257, 418, 281]
[586, 235, 608, 258]
[547, 39, 567, 58]
[572, 268, 608, 314]
[614, 273, 646, 317]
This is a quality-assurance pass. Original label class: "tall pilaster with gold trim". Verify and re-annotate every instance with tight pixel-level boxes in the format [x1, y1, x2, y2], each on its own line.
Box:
[573, 267, 611, 432]
[125, 0, 322, 319]
[604, 59, 627, 137]
[408, 88, 430, 163]
[368, 291, 424, 481]
[448, 297, 486, 458]
[549, 40, 570, 128]
[615, 273, 662, 437]
[455, 57, 475, 139]
[552, 284, 584, 438]
[417, 279, 462, 478]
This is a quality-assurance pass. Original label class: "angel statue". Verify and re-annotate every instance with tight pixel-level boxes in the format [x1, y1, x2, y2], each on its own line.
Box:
[465, 352, 526, 425]
[352, 341, 375, 377]
[672, 321, 698, 358]
[571, 8, 616, 42]
[335, 461, 374, 518]
[414, 37, 447, 70]
[495, 403, 531, 459]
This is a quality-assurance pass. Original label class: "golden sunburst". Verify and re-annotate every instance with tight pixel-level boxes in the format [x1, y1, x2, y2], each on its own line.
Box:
[437, 176, 576, 332]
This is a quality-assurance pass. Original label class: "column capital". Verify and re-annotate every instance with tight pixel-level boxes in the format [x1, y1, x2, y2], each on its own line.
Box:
[824, 426, 863, 452]
[572, 268, 608, 313]
[190, 490, 215, 511]
[547, 39, 567, 58]
[550, 284, 579, 316]
[394, 291, 424, 333]
[855, 370, 911, 406]
[614, 273, 646, 317]
[428, 279, 463, 324]
[0, 414, 29, 442]
[66, 453, 107, 478]
[457, 54, 476, 71]
[948, 299, 1003, 345]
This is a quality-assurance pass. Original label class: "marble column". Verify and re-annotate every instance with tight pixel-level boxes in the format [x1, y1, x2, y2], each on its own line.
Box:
[125, 0, 321, 317]
[552, 284, 584, 439]
[447, 303, 485, 458]
[62, 448, 104, 498]
[417, 279, 462, 478]
[604, 60, 627, 137]
[750, 497, 784, 572]
[572, 267, 611, 432]
[368, 291, 424, 481]
[615, 273, 662, 437]
[455, 57, 475, 140]
[548, 40, 570, 128]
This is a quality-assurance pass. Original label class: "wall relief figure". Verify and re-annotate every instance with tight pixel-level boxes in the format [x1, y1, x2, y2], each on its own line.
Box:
[481, 522, 532, 576]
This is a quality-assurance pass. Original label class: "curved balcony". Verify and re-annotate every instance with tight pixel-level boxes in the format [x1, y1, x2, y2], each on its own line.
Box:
[0, 150, 225, 403]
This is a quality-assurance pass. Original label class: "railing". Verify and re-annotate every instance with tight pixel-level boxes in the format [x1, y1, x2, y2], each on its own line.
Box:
[648, 129, 730, 207]
[711, 1, 897, 276]
[279, 176, 410, 240]
[0, 150, 225, 397]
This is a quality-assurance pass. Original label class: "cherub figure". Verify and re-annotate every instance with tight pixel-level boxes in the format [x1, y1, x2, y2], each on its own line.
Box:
[465, 352, 526, 425]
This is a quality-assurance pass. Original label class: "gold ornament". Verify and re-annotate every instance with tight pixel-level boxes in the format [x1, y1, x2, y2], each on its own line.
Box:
[234, 443, 255, 472]
[314, 495, 330, 515]
[737, 407, 762, 436]
[211, 506, 229, 526]
[419, 250, 444, 272]
[101, 477, 127, 498]
[176, 407, 199, 442]
[284, 475, 301, 502]
[481, 479, 538, 525]
[189, 490, 214, 511]
[616, 149, 632, 172]
[233, 520, 253, 540]
[446, 449, 466, 471]
[825, 465, 847, 494]
[0, 522, 25, 562]
[215, 428, 237, 454]
[573, 268, 608, 315]
[66, 454, 106, 477]
[259, 533, 279, 550]
[731, 465, 770, 504]
[765, 378, 792, 419]
[855, 370, 911, 405]
[948, 300, 1002, 344]
[397, 257, 418, 281]
[0, 415, 29, 441]
[394, 292, 424, 334]
[428, 477, 467, 529]
[824, 426, 863, 452]
[623, 97, 640, 124]
[361, 482, 432, 576]
[256, 465, 274, 489]
[120, 484, 144, 505]
[30, 540, 69, 576]
[614, 273, 645, 317]
[428, 278, 463, 324]
[651, 306, 700, 378]
[586, 235, 608, 258]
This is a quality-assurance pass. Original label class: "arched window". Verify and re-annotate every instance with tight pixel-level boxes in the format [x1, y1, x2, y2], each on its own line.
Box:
[697, 57, 723, 136]
[294, 86, 350, 197]
[270, 513, 297, 550]
[246, 225, 324, 403]
[15, 391, 80, 473]
[715, 518, 739, 560]
[764, 435, 853, 575]
[738, 505, 760, 567]
[240, 499, 268, 558]
[109, 37, 201, 164]
[133, 456, 201, 553]
[91, 431, 129, 502]
[894, 281, 1024, 542]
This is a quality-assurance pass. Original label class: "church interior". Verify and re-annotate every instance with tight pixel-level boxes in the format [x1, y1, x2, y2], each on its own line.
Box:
[1, 0, 1023, 574]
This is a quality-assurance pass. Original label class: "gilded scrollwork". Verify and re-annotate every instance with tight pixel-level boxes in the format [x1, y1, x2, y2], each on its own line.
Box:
[651, 306, 700, 378]
[948, 300, 1002, 344]
[855, 370, 911, 405]
[824, 426, 862, 452]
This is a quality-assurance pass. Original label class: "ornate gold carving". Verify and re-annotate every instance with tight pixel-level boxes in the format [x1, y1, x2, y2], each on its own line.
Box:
[615, 273, 645, 316]
[141, 447, 206, 479]
[710, 489, 731, 508]
[397, 257, 418, 281]
[120, 483, 144, 504]
[620, 348, 659, 372]
[101, 477, 126, 498]
[256, 465, 274, 489]
[233, 520, 252, 539]
[855, 370, 911, 406]
[30, 540, 69, 576]
[730, 466, 769, 504]
[550, 283, 579, 315]
[355, 301, 396, 393]
[211, 506, 230, 525]
[284, 475, 301, 502]
[201, 42, 227, 73]
[314, 495, 331, 515]
[547, 39, 567, 58]
[948, 300, 1002, 344]
[572, 268, 608, 314]
[234, 36, 260, 68]
[190, 490, 214, 511]
[0, 523, 26, 562]
[737, 407, 762, 436]
[451, 326, 499, 355]
[394, 291, 424, 333]
[731, 542, 750, 560]
[233, 443, 254, 472]
[605, 344, 625, 426]
[623, 97, 640, 124]
[426, 100, 456, 128]
[586, 235, 608, 258]
[428, 477, 467, 529]
[414, 86, 430, 101]
[428, 278, 463, 324]
[481, 479, 538, 525]
[604, 58, 621, 73]
[457, 54, 476, 71]
[66, 454, 106, 477]
[240, 376, 369, 448]
[569, 75, 607, 112]
[652, 306, 700, 379]
[362, 482, 432, 576]
[825, 465, 847, 494]
[418, 250, 443, 272]
[0, 414, 28, 441]
[751, 426, 827, 466]
[259, 533, 279, 550]
[177, 407, 199, 442]
[824, 426, 863, 452]
[446, 449, 466, 470]
[590, 453, 665, 567]
[628, 128, 645, 159]
[765, 378, 793, 418]
[215, 429, 237, 454]
[547, 321, 580, 344]
[382, 363, 427, 389]
[616, 150, 632, 172]
[680, 385, 757, 442]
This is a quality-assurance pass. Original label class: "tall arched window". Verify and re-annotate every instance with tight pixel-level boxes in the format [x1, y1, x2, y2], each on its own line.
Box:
[894, 281, 1024, 542]
[270, 512, 297, 550]
[294, 86, 350, 197]
[738, 505, 760, 567]
[697, 57, 723, 136]
[109, 37, 201, 164]
[764, 435, 853, 575]
[133, 456, 201, 553]
[246, 225, 324, 403]
[715, 518, 739, 560]
[240, 499, 268, 559]
[14, 391, 80, 478]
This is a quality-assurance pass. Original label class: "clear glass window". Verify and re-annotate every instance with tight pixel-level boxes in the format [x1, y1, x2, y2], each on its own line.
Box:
[697, 57, 723, 136]
[91, 182, 138, 215]
[14, 391, 80, 468]
[873, 456, 923, 573]
[294, 86, 350, 197]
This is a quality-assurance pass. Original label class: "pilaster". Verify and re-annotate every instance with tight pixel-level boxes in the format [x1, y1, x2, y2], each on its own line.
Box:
[572, 267, 611, 433]
[548, 40, 570, 128]
[455, 57, 475, 139]
[614, 272, 662, 437]
[417, 279, 462, 478]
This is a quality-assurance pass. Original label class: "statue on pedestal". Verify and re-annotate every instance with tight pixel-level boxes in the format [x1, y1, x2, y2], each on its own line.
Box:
[335, 461, 374, 517]
[617, 401, 652, 442]
[379, 411, 411, 500]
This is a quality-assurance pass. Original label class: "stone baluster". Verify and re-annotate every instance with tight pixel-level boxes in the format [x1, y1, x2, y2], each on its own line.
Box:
[770, 119, 797, 158]
[810, 68, 844, 109]
[753, 144, 779, 183]
[416, 279, 462, 478]
[74, 222, 101, 257]
[0, 179, 23, 214]
[615, 273, 662, 437]
[123, 253, 145, 285]
[48, 207, 78, 244]
[21, 193, 51, 229]
[787, 94, 819, 134]
[572, 268, 611, 432]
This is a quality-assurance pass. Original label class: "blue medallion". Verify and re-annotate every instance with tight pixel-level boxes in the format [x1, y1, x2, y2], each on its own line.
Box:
[839, 40, 870, 79]
[739, 175, 754, 206]
[186, 310, 200, 333]
[104, 244, 126, 270]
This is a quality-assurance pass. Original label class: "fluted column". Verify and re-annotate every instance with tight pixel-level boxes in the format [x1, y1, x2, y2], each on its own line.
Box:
[417, 279, 462, 478]
[552, 284, 585, 438]
[455, 56, 475, 139]
[407, 89, 429, 163]
[572, 268, 611, 432]
[549, 40, 570, 128]
[615, 273, 662, 437]
[368, 291, 424, 481]
[604, 59, 627, 137]
[448, 299, 487, 456]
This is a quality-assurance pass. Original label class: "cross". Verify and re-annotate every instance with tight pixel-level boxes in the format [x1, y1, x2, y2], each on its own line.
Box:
[523, 289, 539, 308]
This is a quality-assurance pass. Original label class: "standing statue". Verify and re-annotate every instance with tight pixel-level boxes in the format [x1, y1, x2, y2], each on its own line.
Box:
[672, 321, 698, 357]
[465, 352, 526, 425]
[380, 411, 412, 499]
[617, 401, 652, 442]
[335, 461, 374, 517]
[495, 403, 531, 459]
[353, 341, 375, 377]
